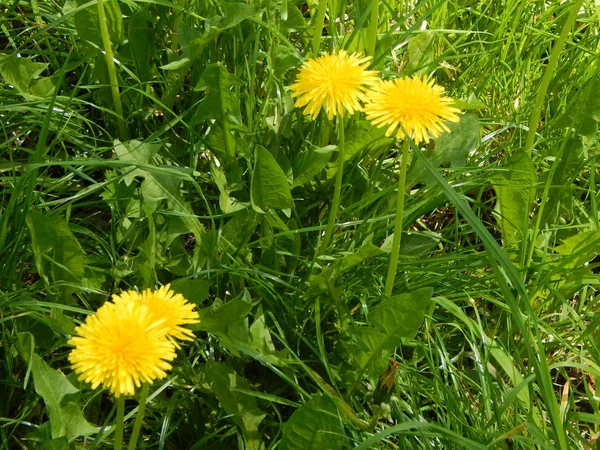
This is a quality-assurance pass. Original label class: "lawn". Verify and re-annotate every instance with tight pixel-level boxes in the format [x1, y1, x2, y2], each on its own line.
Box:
[1, 0, 600, 448]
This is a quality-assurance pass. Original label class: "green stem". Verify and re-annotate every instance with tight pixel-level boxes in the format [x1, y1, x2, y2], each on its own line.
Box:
[127, 384, 149, 450]
[366, 0, 379, 57]
[318, 118, 345, 255]
[114, 395, 125, 450]
[524, 0, 584, 156]
[170, 0, 187, 51]
[97, 0, 127, 141]
[311, 0, 328, 55]
[384, 139, 410, 297]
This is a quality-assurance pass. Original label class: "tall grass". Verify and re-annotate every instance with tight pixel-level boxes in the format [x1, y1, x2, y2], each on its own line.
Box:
[1, 0, 599, 448]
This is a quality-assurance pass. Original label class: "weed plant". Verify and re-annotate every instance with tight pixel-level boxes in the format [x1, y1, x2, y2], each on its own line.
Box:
[1, 0, 600, 449]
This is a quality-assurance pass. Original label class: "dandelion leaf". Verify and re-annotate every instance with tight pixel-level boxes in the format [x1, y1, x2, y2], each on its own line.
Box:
[113, 140, 205, 268]
[251, 146, 294, 212]
[555, 76, 600, 140]
[408, 113, 479, 187]
[73, 0, 123, 58]
[292, 145, 335, 188]
[348, 287, 433, 378]
[31, 354, 99, 441]
[280, 395, 346, 450]
[194, 295, 284, 364]
[25, 210, 85, 288]
[405, 32, 435, 74]
[205, 362, 266, 450]
[192, 63, 245, 159]
[0, 55, 55, 99]
[491, 150, 536, 249]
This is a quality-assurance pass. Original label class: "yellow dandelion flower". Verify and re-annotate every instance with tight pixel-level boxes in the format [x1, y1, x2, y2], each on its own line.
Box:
[68, 301, 176, 397]
[112, 285, 199, 345]
[290, 50, 379, 120]
[364, 75, 461, 144]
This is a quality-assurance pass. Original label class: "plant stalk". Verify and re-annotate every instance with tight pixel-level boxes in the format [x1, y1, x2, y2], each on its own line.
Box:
[127, 384, 149, 450]
[318, 118, 345, 255]
[366, 0, 378, 57]
[524, 0, 584, 156]
[97, 0, 127, 141]
[114, 395, 125, 450]
[170, 0, 187, 51]
[311, 0, 328, 55]
[384, 139, 410, 297]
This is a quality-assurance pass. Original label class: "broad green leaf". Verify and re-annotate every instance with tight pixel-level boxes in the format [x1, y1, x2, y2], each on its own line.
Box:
[31, 354, 99, 441]
[26, 210, 85, 287]
[249, 308, 283, 365]
[41, 437, 70, 450]
[555, 76, 600, 140]
[211, 161, 248, 213]
[491, 151, 536, 249]
[454, 93, 487, 111]
[251, 146, 294, 212]
[349, 287, 433, 377]
[114, 140, 205, 268]
[212, 3, 258, 32]
[178, 24, 212, 60]
[405, 31, 434, 74]
[334, 243, 385, 274]
[537, 137, 584, 227]
[170, 278, 211, 305]
[280, 4, 307, 32]
[220, 208, 259, 252]
[192, 297, 253, 356]
[408, 113, 479, 187]
[271, 44, 303, 79]
[205, 362, 266, 450]
[192, 296, 283, 364]
[310, 243, 384, 294]
[554, 231, 600, 269]
[380, 231, 441, 257]
[31, 354, 79, 414]
[344, 121, 391, 161]
[74, 0, 123, 57]
[280, 395, 345, 450]
[292, 145, 335, 188]
[0, 55, 55, 99]
[434, 113, 479, 168]
[127, 9, 154, 81]
[192, 63, 245, 158]
[114, 140, 161, 187]
[327, 121, 392, 179]
[160, 58, 191, 70]
[193, 64, 244, 119]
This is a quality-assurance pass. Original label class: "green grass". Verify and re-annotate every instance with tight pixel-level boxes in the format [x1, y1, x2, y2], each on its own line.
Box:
[1, 0, 600, 448]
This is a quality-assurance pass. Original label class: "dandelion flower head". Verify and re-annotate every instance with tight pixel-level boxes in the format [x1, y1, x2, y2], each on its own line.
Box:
[68, 301, 176, 397]
[290, 50, 379, 120]
[112, 285, 199, 345]
[364, 75, 461, 144]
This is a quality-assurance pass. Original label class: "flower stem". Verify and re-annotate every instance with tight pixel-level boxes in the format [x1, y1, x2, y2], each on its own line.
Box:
[318, 118, 345, 255]
[366, 0, 378, 57]
[311, 0, 328, 56]
[114, 395, 125, 450]
[524, 0, 584, 156]
[97, 0, 127, 141]
[384, 139, 410, 297]
[127, 383, 149, 450]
